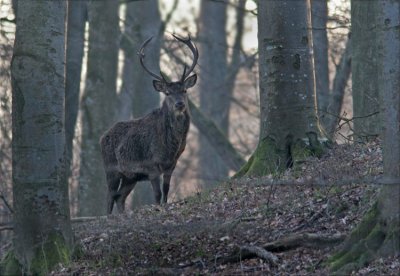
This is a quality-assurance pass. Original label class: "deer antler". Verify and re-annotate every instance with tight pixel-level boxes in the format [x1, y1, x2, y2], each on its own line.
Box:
[172, 34, 199, 80]
[138, 35, 199, 82]
[137, 36, 163, 81]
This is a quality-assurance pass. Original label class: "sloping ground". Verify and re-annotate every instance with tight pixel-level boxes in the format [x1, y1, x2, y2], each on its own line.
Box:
[47, 140, 398, 275]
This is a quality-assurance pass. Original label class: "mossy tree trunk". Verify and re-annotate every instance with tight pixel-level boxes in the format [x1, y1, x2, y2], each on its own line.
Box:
[4, 1, 73, 274]
[78, 0, 120, 216]
[329, 186, 400, 275]
[237, 0, 325, 177]
[329, 1, 399, 273]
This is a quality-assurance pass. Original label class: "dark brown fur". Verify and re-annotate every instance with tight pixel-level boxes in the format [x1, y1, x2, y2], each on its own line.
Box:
[100, 75, 197, 214]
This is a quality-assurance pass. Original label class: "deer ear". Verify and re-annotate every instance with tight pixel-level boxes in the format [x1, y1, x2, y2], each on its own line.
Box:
[184, 74, 197, 90]
[153, 80, 166, 92]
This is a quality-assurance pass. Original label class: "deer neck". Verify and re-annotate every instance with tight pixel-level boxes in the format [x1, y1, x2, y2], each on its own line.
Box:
[161, 101, 190, 135]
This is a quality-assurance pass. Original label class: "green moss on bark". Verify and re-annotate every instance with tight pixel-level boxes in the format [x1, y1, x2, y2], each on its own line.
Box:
[234, 133, 326, 178]
[1, 251, 22, 275]
[234, 153, 254, 178]
[1, 233, 71, 275]
[234, 137, 286, 177]
[328, 201, 400, 275]
[30, 233, 71, 275]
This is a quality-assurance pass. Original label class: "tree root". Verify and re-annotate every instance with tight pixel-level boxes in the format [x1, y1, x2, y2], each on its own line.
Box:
[217, 232, 345, 265]
[217, 245, 278, 266]
[264, 232, 346, 252]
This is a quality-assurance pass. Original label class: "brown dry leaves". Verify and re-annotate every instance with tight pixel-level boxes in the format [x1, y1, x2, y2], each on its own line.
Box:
[51, 140, 399, 275]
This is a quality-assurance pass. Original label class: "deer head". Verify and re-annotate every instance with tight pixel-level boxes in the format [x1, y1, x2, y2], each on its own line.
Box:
[138, 34, 198, 115]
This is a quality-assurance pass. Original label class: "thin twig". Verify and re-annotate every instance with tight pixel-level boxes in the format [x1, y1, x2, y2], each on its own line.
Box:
[0, 193, 13, 213]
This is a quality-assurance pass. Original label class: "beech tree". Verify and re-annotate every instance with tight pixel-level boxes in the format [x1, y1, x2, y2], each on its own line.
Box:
[329, 0, 399, 273]
[78, 0, 120, 216]
[65, 0, 87, 180]
[311, 0, 330, 121]
[3, 1, 73, 274]
[197, 0, 246, 186]
[237, 0, 325, 177]
[351, 0, 381, 139]
[198, 0, 230, 187]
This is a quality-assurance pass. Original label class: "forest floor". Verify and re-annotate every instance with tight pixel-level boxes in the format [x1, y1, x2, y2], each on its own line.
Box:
[21, 140, 400, 275]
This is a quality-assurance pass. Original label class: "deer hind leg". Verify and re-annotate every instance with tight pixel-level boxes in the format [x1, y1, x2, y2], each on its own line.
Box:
[107, 192, 116, 215]
[106, 171, 122, 214]
[162, 173, 172, 204]
[150, 177, 162, 204]
[116, 177, 136, 213]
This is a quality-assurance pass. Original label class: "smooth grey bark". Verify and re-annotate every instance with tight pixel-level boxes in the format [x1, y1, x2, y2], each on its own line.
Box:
[259, 0, 321, 152]
[326, 36, 352, 136]
[311, 0, 330, 127]
[378, 0, 400, 184]
[238, 0, 324, 176]
[9, 0, 72, 273]
[79, 0, 119, 216]
[198, 0, 230, 187]
[65, 0, 87, 179]
[351, 0, 381, 139]
[119, 0, 162, 208]
[329, 2, 399, 272]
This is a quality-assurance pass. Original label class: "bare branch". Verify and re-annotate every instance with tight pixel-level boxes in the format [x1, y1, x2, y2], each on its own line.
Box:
[0, 193, 13, 213]
[0, 224, 13, 232]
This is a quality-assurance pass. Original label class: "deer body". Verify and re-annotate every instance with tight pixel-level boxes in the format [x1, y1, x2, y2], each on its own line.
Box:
[100, 35, 198, 214]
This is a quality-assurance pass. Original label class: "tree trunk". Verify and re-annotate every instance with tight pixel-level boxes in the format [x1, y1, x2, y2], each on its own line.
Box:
[65, 0, 87, 180]
[79, 0, 119, 216]
[326, 36, 352, 137]
[119, 0, 162, 208]
[198, 0, 230, 188]
[329, 1, 399, 273]
[238, 0, 325, 177]
[225, 0, 247, 99]
[311, 0, 330, 128]
[351, 0, 381, 140]
[373, 0, 399, 255]
[4, 1, 73, 274]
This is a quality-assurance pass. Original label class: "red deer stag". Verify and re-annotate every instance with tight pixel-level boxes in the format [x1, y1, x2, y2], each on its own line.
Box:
[100, 35, 198, 214]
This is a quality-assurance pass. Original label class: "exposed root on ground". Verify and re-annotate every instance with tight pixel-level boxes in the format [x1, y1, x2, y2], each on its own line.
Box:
[218, 232, 345, 265]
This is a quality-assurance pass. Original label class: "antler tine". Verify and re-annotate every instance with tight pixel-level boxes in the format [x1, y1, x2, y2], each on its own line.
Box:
[180, 66, 187, 82]
[172, 34, 199, 80]
[137, 36, 163, 81]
